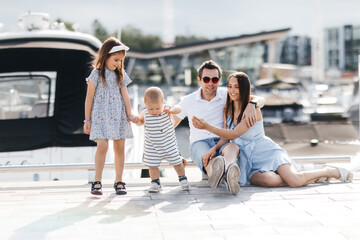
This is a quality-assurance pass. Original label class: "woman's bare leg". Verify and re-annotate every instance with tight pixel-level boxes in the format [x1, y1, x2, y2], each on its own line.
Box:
[250, 171, 286, 187]
[222, 144, 241, 194]
[221, 144, 240, 168]
[277, 164, 348, 188]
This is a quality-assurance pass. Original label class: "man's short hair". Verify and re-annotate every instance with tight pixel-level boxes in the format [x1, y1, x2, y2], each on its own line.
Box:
[197, 60, 222, 79]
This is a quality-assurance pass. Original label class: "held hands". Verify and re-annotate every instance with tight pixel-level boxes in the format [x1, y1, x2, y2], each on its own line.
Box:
[127, 113, 139, 123]
[242, 103, 257, 127]
[163, 106, 177, 115]
[201, 147, 216, 167]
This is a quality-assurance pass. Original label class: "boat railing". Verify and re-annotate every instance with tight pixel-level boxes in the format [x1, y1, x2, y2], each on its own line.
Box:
[0, 155, 351, 173]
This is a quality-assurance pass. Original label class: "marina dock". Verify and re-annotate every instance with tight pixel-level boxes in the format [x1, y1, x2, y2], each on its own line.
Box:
[1, 168, 360, 240]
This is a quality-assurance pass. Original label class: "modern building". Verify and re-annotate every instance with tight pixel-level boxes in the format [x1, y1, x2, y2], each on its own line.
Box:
[279, 36, 312, 66]
[324, 24, 360, 74]
[124, 28, 291, 86]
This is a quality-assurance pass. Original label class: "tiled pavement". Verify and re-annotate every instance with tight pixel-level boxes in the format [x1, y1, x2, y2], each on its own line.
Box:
[1, 169, 360, 240]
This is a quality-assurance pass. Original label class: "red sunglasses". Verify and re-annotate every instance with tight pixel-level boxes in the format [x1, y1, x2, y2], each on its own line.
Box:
[202, 76, 220, 84]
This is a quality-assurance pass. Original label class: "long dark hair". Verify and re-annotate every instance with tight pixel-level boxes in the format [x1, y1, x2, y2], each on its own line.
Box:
[92, 36, 125, 87]
[224, 72, 251, 127]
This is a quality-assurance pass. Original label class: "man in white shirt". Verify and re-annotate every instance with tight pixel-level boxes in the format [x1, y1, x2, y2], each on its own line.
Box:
[173, 60, 264, 190]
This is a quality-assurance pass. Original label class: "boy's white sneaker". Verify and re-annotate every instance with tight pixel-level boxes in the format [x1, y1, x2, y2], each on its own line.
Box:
[148, 182, 162, 193]
[179, 177, 190, 190]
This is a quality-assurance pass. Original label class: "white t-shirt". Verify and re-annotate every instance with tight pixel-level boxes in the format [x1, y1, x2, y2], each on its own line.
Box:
[177, 87, 227, 144]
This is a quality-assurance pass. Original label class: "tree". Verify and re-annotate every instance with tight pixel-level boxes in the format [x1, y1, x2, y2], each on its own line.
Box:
[90, 21, 207, 51]
[119, 25, 162, 51]
[175, 35, 208, 45]
[55, 18, 75, 31]
[92, 20, 109, 42]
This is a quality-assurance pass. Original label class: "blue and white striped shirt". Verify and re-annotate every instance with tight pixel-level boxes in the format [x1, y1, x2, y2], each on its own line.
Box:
[143, 108, 182, 166]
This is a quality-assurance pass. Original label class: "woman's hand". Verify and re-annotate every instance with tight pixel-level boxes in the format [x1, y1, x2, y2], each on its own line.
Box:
[192, 116, 208, 129]
[201, 148, 216, 167]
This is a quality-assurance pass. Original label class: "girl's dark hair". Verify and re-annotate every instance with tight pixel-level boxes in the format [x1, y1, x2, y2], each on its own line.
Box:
[92, 36, 126, 87]
[197, 60, 222, 79]
[224, 72, 251, 127]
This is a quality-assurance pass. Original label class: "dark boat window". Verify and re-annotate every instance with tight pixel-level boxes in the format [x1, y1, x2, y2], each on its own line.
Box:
[0, 72, 56, 119]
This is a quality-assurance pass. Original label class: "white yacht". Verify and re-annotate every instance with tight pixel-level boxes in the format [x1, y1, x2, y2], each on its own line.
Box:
[0, 12, 143, 181]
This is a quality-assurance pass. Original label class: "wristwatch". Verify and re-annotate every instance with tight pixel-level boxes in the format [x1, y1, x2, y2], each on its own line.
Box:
[249, 100, 257, 108]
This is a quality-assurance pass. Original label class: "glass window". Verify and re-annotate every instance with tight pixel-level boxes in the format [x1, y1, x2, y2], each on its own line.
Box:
[345, 28, 352, 40]
[0, 72, 56, 120]
[353, 27, 360, 40]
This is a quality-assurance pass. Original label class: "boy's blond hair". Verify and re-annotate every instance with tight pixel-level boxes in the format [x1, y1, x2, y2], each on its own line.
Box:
[144, 87, 164, 103]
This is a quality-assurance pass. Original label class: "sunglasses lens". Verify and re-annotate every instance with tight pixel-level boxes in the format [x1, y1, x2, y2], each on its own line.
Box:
[212, 77, 219, 83]
[202, 77, 210, 83]
[203, 77, 219, 83]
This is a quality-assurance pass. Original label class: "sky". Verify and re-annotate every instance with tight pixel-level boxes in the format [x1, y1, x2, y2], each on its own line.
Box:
[1, 0, 360, 43]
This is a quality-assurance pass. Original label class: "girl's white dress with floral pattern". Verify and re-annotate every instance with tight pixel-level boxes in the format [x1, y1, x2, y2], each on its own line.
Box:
[87, 68, 133, 141]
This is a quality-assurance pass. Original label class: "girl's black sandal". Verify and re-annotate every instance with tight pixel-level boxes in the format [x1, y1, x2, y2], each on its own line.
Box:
[91, 181, 102, 195]
[113, 181, 127, 195]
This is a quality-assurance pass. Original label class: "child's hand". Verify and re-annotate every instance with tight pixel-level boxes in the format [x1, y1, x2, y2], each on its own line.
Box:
[127, 113, 139, 123]
[182, 158, 187, 167]
[163, 107, 175, 115]
[164, 105, 181, 116]
[83, 122, 91, 135]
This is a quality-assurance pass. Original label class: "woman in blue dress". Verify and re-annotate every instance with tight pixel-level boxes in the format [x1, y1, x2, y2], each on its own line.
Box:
[193, 71, 353, 193]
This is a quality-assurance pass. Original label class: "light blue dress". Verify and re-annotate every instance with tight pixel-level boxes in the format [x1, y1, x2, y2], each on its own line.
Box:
[86, 68, 133, 141]
[221, 118, 295, 186]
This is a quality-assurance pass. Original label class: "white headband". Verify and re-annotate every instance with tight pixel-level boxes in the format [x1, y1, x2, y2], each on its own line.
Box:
[109, 45, 129, 54]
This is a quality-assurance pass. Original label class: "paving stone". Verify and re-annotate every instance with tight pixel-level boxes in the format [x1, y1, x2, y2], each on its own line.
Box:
[1, 177, 360, 239]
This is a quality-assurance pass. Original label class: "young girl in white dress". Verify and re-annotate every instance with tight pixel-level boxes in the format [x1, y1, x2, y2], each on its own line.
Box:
[84, 37, 138, 195]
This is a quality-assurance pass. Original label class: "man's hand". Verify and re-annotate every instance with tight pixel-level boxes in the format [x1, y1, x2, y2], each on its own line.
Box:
[242, 103, 256, 127]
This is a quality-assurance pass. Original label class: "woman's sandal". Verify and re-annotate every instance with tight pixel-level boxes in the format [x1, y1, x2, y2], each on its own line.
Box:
[91, 181, 102, 195]
[114, 181, 127, 195]
[336, 167, 353, 182]
[315, 177, 330, 183]
[315, 165, 353, 183]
